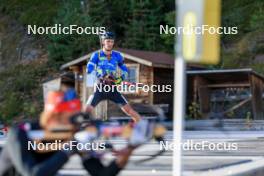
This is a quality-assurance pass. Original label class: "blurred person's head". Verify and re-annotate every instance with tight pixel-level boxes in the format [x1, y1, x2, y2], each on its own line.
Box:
[60, 72, 75, 92]
[101, 32, 115, 52]
[40, 89, 81, 130]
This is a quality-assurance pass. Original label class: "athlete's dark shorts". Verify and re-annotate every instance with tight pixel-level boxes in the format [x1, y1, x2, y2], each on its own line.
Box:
[87, 83, 128, 107]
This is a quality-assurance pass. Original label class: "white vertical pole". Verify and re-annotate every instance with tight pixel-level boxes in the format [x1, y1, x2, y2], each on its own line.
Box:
[173, 0, 186, 174]
[173, 56, 186, 176]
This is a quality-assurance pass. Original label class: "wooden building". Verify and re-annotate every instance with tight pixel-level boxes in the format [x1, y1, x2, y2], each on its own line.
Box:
[60, 48, 201, 119]
[57, 48, 264, 120]
[187, 69, 264, 120]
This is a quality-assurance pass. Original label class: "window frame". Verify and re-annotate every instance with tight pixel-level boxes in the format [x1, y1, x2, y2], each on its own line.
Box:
[122, 63, 140, 94]
[126, 63, 140, 83]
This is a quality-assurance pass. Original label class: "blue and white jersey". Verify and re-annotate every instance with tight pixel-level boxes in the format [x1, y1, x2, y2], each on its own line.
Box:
[87, 50, 128, 80]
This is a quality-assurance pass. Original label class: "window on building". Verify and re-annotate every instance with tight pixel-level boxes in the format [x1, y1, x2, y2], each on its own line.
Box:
[122, 64, 139, 94]
[127, 64, 139, 83]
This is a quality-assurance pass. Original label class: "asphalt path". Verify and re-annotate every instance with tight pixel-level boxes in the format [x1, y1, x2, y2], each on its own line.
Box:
[1, 131, 264, 176]
[58, 130, 264, 176]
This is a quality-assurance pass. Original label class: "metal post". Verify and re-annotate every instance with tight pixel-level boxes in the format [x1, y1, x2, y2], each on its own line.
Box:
[173, 56, 186, 176]
[173, 0, 187, 174]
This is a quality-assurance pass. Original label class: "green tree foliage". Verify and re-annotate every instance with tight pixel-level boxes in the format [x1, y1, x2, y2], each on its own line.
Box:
[0, 0, 60, 26]
[249, 1, 264, 31]
[160, 11, 175, 53]
[87, 0, 113, 28]
[47, 1, 98, 67]
[222, 0, 264, 42]
[47, 0, 175, 66]
[123, 0, 165, 51]
[0, 61, 50, 122]
[220, 0, 264, 69]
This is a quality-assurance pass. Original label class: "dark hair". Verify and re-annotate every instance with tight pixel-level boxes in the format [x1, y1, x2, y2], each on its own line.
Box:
[60, 72, 75, 88]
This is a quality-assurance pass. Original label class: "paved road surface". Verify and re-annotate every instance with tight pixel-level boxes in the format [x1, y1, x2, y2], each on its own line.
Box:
[59, 131, 264, 176]
[2, 131, 264, 176]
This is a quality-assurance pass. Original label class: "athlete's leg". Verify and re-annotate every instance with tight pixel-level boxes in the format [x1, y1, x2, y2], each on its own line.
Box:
[109, 89, 141, 122]
[121, 104, 141, 123]
[84, 94, 96, 117]
[85, 105, 94, 113]
[84, 87, 105, 119]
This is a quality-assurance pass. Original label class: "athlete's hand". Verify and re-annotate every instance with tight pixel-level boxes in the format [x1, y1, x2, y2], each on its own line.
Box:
[114, 77, 123, 85]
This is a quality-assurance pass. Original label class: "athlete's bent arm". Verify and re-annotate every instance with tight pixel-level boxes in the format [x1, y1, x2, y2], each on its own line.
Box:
[117, 54, 128, 80]
[87, 52, 98, 74]
[6, 127, 70, 176]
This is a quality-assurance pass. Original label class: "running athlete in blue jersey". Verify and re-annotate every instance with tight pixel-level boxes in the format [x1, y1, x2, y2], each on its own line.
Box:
[87, 50, 128, 82]
[85, 32, 141, 122]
